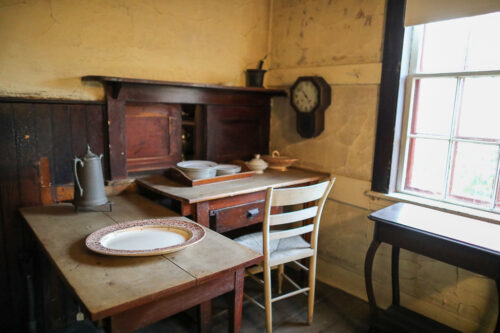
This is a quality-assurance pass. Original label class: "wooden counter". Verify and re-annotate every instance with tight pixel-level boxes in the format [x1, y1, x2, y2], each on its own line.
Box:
[137, 168, 328, 233]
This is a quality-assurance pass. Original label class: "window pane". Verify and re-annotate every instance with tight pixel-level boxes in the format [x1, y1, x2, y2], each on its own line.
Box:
[419, 20, 468, 73]
[411, 78, 456, 136]
[466, 12, 500, 71]
[448, 142, 499, 207]
[456, 77, 500, 141]
[404, 138, 448, 196]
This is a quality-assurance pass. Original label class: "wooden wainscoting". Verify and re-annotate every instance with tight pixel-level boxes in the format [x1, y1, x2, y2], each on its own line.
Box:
[0, 98, 107, 332]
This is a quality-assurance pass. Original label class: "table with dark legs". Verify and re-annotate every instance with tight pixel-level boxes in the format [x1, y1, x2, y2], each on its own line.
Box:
[365, 203, 500, 332]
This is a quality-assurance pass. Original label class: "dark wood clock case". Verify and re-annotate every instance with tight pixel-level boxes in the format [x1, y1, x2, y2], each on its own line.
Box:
[290, 76, 331, 138]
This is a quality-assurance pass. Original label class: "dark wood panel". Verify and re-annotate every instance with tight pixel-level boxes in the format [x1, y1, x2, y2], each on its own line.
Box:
[70, 104, 88, 157]
[0, 103, 23, 333]
[205, 105, 269, 162]
[34, 104, 55, 187]
[51, 104, 74, 185]
[371, 0, 406, 193]
[106, 88, 127, 180]
[0, 99, 108, 332]
[85, 104, 108, 179]
[14, 103, 41, 207]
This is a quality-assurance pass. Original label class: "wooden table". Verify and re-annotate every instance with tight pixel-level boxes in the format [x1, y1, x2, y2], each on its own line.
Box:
[21, 193, 262, 333]
[137, 168, 327, 233]
[365, 203, 500, 333]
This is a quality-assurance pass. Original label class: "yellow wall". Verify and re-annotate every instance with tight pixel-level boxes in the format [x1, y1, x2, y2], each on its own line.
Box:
[267, 0, 497, 332]
[0, 0, 270, 99]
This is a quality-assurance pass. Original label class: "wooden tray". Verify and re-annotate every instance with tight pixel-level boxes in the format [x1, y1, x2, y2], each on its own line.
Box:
[165, 167, 256, 186]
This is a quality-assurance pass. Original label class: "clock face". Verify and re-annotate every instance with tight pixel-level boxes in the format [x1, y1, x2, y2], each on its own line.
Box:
[292, 80, 319, 113]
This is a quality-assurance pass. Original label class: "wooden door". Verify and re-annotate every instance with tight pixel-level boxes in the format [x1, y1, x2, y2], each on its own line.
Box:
[125, 103, 182, 173]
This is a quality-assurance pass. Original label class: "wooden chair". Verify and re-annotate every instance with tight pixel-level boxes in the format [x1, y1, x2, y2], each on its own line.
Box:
[235, 177, 335, 333]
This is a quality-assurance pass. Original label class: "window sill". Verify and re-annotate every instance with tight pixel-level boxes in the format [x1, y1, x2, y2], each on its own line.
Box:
[366, 190, 500, 225]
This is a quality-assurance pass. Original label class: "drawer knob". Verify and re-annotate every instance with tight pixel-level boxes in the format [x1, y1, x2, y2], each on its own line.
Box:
[247, 208, 259, 218]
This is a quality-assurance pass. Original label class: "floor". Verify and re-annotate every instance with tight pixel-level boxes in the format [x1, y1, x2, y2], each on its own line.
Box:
[137, 269, 371, 333]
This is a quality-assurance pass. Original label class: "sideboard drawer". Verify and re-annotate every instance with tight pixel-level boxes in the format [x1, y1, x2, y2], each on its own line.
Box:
[210, 200, 265, 233]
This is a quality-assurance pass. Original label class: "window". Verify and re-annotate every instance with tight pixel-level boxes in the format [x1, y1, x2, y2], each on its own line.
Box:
[396, 12, 500, 212]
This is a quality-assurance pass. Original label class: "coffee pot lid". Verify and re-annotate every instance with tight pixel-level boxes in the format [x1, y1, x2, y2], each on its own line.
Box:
[81, 145, 99, 159]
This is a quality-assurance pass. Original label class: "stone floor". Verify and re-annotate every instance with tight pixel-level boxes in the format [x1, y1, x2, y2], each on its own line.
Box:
[137, 269, 371, 333]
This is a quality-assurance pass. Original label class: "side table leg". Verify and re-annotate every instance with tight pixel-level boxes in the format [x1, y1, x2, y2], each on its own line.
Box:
[229, 268, 245, 333]
[495, 279, 500, 333]
[364, 239, 381, 324]
[391, 247, 400, 306]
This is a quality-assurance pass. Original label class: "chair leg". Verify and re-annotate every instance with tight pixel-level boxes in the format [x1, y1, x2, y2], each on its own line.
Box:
[308, 256, 317, 325]
[264, 263, 273, 333]
[277, 264, 284, 294]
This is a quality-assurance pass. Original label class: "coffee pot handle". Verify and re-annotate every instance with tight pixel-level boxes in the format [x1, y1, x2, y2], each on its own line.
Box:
[73, 158, 84, 196]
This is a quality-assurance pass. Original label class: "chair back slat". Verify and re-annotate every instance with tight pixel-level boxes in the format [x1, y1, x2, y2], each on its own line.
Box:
[269, 206, 318, 226]
[271, 181, 330, 207]
[268, 224, 314, 241]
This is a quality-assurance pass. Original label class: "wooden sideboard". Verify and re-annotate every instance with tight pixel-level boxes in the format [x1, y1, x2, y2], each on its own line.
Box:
[136, 168, 328, 234]
[82, 76, 287, 180]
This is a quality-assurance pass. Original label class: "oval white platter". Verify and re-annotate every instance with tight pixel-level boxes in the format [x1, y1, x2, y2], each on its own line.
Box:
[85, 218, 205, 256]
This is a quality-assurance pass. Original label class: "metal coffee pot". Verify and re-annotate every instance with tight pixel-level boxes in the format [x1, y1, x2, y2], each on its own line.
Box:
[73, 145, 110, 212]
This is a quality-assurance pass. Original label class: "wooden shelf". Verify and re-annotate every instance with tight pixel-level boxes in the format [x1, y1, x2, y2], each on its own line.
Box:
[82, 75, 287, 97]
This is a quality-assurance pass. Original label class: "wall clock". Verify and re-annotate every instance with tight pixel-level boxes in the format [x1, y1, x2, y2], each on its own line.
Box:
[290, 76, 331, 138]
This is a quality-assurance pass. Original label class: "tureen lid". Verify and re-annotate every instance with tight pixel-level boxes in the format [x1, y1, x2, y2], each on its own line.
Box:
[247, 154, 268, 168]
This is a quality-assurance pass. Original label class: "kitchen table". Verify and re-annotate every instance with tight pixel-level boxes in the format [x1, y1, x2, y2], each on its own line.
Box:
[137, 168, 328, 233]
[21, 192, 262, 333]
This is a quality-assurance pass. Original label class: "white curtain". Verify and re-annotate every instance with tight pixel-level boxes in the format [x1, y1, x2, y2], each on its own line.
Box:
[405, 0, 500, 26]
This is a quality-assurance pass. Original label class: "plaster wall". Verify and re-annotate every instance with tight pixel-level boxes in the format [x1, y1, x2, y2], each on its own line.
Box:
[267, 0, 497, 332]
[0, 0, 270, 100]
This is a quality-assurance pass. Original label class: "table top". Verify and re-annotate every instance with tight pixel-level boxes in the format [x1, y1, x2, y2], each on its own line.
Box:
[368, 202, 500, 256]
[137, 168, 328, 204]
[21, 193, 261, 320]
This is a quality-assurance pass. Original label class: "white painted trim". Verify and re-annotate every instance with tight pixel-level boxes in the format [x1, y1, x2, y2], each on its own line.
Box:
[366, 190, 500, 224]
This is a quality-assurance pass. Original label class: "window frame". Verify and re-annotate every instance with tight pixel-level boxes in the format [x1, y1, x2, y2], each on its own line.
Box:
[397, 71, 500, 212]
[372, 0, 500, 215]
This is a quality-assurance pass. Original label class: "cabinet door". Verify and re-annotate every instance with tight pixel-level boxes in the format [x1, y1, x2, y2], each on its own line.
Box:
[205, 105, 269, 162]
[125, 103, 182, 172]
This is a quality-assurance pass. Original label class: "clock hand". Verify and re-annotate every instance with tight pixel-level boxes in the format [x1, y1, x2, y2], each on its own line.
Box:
[301, 91, 312, 104]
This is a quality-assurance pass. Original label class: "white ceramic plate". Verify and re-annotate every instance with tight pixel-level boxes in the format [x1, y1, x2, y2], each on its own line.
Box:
[85, 218, 205, 256]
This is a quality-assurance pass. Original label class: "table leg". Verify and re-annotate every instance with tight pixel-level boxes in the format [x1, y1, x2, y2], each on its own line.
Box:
[495, 279, 500, 333]
[198, 301, 212, 333]
[392, 246, 400, 306]
[228, 268, 244, 333]
[364, 239, 381, 323]
[195, 201, 210, 228]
